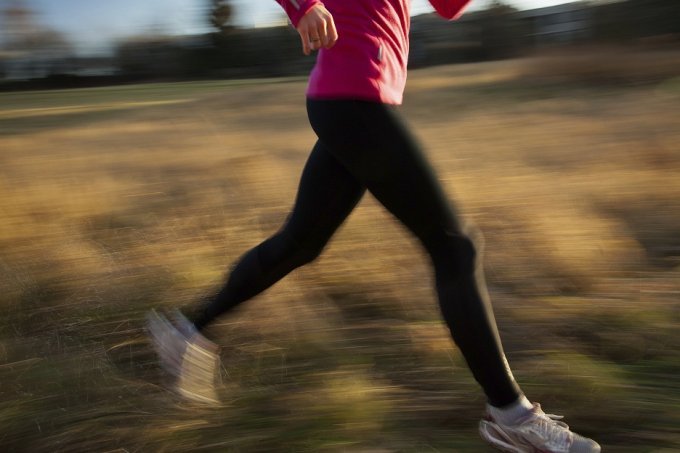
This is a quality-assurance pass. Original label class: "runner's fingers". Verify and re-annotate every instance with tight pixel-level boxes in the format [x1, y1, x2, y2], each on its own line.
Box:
[325, 15, 338, 48]
[318, 20, 328, 47]
[299, 28, 311, 55]
[298, 9, 336, 54]
[308, 21, 323, 51]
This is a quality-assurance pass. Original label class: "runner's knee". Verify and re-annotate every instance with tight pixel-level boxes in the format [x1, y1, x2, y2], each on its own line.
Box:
[427, 233, 478, 276]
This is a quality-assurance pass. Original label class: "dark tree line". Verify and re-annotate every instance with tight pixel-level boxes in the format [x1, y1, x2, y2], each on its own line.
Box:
[3, 0, 678, 88]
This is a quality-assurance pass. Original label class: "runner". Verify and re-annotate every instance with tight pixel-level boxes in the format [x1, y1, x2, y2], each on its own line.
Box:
[148, 1, 601, 451]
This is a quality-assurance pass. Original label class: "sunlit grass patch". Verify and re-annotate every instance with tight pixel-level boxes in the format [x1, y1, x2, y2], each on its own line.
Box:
[0, 99, 193, 120]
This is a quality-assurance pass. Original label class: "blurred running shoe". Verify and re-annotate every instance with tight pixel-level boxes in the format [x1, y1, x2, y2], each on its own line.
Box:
[146, 309, 221, 405]
[479, 403, 601, 453]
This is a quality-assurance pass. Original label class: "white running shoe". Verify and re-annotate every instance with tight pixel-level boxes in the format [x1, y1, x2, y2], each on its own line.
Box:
[479, 403, 601, 453]
[146, 309, 222, 405]
[176, 339, 221, 405]
[146, 308, 187, 377]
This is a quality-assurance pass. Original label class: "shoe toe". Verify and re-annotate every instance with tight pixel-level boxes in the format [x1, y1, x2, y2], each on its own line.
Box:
[570, 434, 600, 453]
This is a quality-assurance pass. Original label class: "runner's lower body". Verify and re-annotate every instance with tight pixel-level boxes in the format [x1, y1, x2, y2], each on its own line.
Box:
[193, 98, 521, 406]
[149, 99, 600, 452]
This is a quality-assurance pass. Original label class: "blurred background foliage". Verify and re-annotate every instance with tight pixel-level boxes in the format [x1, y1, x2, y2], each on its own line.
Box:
[1, 0, 680, 87]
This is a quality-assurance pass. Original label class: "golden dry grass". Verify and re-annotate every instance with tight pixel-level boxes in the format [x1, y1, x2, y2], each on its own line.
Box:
[0, 58, 679, 451]
[523, 46, 680, 86]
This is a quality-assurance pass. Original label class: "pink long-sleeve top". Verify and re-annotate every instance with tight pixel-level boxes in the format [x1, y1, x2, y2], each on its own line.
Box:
[275, 0, 471, 105]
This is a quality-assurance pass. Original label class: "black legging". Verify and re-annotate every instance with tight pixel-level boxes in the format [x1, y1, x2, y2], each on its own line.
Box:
[192, 99, 522, 407]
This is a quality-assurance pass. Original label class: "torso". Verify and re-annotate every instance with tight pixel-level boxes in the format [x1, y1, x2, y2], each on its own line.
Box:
[307, 0, 412, 105]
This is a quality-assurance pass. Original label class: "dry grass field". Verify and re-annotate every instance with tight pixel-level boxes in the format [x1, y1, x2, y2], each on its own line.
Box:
[1, 55, 679, 452]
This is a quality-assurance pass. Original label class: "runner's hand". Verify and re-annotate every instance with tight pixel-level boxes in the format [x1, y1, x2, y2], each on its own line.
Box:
[296, 5, 337, 55]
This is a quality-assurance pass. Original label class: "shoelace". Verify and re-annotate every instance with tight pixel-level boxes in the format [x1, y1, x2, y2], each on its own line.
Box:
[520, 404, 572, 451]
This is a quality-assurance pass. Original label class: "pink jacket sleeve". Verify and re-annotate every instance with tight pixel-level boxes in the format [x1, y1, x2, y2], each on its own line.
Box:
[428, 0, 472, 20]
[275, 0, 324, 27]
